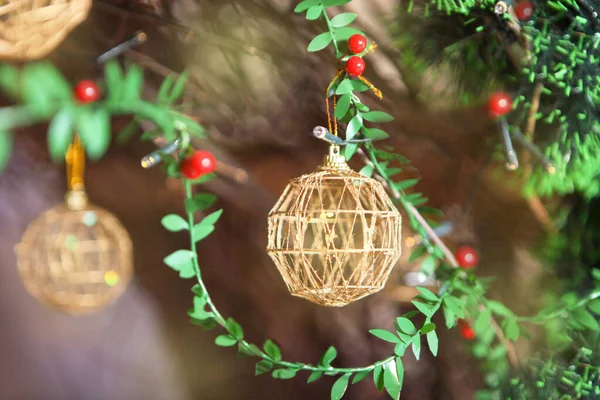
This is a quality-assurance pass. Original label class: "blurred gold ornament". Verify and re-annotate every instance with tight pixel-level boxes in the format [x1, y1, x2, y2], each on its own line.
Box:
[15, 137, 133, 315]
[0, 0, 92, 60]
[267, 145, 402, 307]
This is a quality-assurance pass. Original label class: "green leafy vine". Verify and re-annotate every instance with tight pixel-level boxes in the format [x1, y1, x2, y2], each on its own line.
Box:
[0, 1, 600, 398]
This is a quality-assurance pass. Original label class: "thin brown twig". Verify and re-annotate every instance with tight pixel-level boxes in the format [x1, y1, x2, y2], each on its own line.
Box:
[521, 83, 557, 234]
[356, 147, 520, 368]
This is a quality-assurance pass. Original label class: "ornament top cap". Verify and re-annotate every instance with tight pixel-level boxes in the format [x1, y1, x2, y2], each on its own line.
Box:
[319, 145, 350, 172]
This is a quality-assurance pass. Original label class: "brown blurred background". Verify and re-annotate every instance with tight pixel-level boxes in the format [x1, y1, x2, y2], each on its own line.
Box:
[0, 0, 549, 399]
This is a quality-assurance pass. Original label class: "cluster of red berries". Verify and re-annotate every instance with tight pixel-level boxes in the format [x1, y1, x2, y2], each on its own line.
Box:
[344, 34, 367, 77]
[180, 150, 216, 179]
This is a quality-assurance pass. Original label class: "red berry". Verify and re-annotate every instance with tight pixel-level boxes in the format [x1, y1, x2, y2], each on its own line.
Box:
[456, 245, 479, 269]
[458, 319, 476, 340]
[345, 56, 365, 77]
[180, 158, 201, 179]
[348, 34, 367, 54]
[191, 150, 216, 174]
[514, 1, 534, 20]
[75, 80, 100, 103]
[488, 92, 513, 117]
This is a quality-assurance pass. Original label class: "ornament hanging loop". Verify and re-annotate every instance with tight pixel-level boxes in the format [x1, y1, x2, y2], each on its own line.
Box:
[65, 135, 88, 210]
[319, 145, 350, 171]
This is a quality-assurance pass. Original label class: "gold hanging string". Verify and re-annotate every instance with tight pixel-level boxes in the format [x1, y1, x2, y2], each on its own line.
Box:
[325, 42, 384, 137]
[66, 135, 85, 191]
[326, 68, 344, 137]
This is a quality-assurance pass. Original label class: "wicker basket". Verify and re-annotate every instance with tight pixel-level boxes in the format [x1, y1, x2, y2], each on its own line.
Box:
[0, 0, 92, 60]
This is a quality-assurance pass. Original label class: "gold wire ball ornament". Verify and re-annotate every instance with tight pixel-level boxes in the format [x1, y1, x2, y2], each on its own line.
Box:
[267, 145, 402, 307]
[0, 0, 92, 60]
[15, 137, 133, 315]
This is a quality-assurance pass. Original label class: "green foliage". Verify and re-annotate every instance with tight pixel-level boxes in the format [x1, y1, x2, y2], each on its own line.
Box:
[0, 60, 205, 170]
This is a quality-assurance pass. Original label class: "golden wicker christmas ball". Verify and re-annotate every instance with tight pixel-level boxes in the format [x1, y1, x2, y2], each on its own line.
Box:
[15, 197, 133, 315]
[0, 0, 92, 60]
[267, 146, 402, 307]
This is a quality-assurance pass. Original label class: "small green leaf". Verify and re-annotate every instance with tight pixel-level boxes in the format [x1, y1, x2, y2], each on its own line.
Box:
[361, 111, 394, 123]
[408, 245, 427, 261]
[320, 346, 338, 367]
[412, 301, 434, 317]
[202, 209, 224, 226]
[351, 79, 371, 93]
[420, 323, 436, 334]
[190, 317, 218, 331]
[78, 108, 111, 161]
[346, 115, 363, 140]
[396, 358, 404, 388]
[572, 308, 599, 330]
[122, 63, 143, 101]
[443, 305, 457, 329]
[105, 60, 124, 100]
[344, 143, 358, 160]
[307, 370, 324, 383]
[369, 329, 400, 343]
[255, 360, 274, 376]
[330, 12, 357, 27]
[48, 108, 74, 162]
[192, 224, 215, 242]
[588, 299, 600, 314]
[443, 296, 465, 319]
[215, 335, 237, 347]
[168, 71, 189, 104]
[364, 128, 389, 140]
[264, 339, 282, 361]
[474, 309, 492, 333]
[272, 369, 298, 379]
[394, 341, 407, 356]
[487, 300, 514, 317]
[395, 178, 419, 190]
[0, 130, 11, 172]
[359, 164, 373, 178]
[426, 330, 439, 356]
[115, 118, 140, 145]
[185, 193, 218, 214]
[417, 287, 439, 302]
[161, 214, 188, 232]
[373, 365, 384, 391]
[237, 342, 255, 358]
[502, 319, 520, 341]
[396, 317, 416, 335]
[383, 360, 401, 400]
[352, 370, 370, 384]
[335, 93, 352, 119]
[190, 172, 217, 184]
[331, 373, 351, 400]
[306, 5, 323, 19]
[335, 79, 353, 95]
[226, 318, 244, 340]
[411, 335, 421, 360]
[157, 74, 175, 103]
[334, 26, 364, 40]
[307, 32, 333, 52]
[294, 0, 318, 12]
[163, 249, 195, 279]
